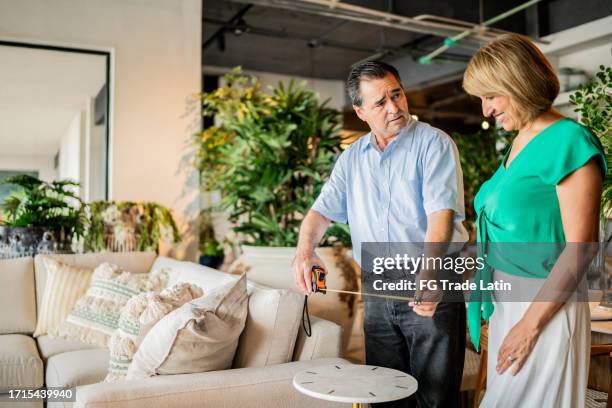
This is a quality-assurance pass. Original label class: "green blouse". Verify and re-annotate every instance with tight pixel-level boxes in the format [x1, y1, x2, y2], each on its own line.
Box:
[468, 118, 607, 350]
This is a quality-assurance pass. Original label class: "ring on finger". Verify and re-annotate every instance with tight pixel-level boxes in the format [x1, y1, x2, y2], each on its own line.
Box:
[507, 355, 516, 362]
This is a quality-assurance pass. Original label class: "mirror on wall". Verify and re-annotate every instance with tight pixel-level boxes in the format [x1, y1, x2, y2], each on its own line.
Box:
[0, 41, 110, 203]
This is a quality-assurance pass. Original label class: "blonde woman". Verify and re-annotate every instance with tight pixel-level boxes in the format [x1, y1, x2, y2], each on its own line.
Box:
[463, 33, 606, 407]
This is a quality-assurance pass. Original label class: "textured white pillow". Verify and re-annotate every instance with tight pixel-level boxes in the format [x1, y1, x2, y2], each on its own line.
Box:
[106, 282, 204, 381]
[127, 274, 248, 379]
[51, 263, 168, 347]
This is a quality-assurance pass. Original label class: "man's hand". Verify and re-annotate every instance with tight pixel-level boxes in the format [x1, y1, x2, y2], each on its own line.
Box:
[410, 301, 438, 317]
[409, 288, 442, 317]
[291, 210, 331, 295]
[291, 249, 325, 295]
[415, 209, 454, 317]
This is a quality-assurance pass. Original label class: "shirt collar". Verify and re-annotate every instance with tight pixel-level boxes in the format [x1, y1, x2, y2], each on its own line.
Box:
[360, 119, 415, 153]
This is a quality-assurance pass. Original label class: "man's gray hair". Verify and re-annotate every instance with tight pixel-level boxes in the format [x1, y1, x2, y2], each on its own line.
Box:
[346, 61, 403, 107]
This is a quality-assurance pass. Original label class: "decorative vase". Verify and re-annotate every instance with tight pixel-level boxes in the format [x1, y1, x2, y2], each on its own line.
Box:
[0, 226, 72, 259]
[229, 245, 359, 353]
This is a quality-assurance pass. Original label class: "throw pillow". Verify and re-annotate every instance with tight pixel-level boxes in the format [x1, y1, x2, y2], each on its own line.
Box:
[50, 263, 168, 347]
[33, 257, 93, 337]
[126, 274, 248, 379]
[106, 282, 204, 381]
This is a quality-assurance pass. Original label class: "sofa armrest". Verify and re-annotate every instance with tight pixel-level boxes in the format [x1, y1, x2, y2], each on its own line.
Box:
[75, 358, 350, 408]
[292, 315, 342, 361]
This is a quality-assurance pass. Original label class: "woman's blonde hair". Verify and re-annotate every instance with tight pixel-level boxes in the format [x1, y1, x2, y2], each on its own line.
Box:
[463, 33, 559, 128]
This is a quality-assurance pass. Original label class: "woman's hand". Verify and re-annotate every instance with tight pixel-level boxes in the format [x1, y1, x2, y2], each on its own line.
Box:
[496, 317, 541, 375]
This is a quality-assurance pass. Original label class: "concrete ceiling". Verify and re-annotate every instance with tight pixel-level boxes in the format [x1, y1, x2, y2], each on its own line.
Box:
[0, 45, 106, 156]
[202, 0, 530, 80]
[203, 0, 422, 79]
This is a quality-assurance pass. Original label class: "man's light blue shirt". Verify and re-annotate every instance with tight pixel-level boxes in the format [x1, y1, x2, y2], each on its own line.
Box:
[312, 119, 468, 266]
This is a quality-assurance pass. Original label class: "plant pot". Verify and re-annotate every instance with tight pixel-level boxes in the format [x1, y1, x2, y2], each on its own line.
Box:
[199, 254, 224, 269]
[0, 226, 72, 258]
[229, 245, 359, 353]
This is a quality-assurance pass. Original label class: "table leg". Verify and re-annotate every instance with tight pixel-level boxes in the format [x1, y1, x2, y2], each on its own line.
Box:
[351, 403, 362, 408]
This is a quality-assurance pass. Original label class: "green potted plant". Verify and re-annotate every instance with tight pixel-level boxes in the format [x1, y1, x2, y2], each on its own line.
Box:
[194, 68, 357, 349]
[198, 208, 224, 268]
[0, 175, 87, 256]
[569, 65, 611, 309]
[569, 65, 611, 217]
[84, 200, 180, 253]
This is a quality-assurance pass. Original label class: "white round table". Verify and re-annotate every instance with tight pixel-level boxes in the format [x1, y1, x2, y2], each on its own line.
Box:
[293, 364, 418, 407]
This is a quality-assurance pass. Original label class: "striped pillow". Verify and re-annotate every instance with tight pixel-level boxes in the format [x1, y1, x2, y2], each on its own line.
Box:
[33, 257, 93, 337]
[50, 263, 168, 347]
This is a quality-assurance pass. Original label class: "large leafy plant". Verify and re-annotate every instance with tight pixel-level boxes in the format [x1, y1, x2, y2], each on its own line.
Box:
[570, 65, 612, 216]
[195, 68, 350, 247]
[0, 175, 87, 239]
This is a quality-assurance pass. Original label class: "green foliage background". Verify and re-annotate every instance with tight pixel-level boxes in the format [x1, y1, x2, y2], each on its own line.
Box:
[570, 65, 612, 217]
[195, 68, 350, 247]
[452, 128, 513, 237]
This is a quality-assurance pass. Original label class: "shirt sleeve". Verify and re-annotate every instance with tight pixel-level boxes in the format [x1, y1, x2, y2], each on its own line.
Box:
[540, 126, 607, 185]
[421, 132, 465, 220]
[311, 152, 349, 223]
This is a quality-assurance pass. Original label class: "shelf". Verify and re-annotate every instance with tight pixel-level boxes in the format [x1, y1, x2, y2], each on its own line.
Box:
[540, 15, 612, 57]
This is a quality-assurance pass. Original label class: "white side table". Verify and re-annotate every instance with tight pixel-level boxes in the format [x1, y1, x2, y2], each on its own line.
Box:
[293, 364, 418, 407]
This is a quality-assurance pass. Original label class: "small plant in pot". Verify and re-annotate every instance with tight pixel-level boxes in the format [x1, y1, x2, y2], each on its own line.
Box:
[84, 200, 180, 253]
[0, 175, 87, 257]
[198, 209, 224, 268]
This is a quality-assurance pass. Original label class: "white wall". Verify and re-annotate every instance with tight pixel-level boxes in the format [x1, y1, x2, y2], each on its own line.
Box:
[0, 154, 56, 181]
[58, 111, 82, 187]
[556, 43, 612, 76]
[208, 66, 347, 110]
[0, 0, 202, 260]
[255, 71, 346, 110]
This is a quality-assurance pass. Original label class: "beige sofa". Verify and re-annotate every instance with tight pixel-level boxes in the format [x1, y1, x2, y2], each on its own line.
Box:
[0, 252, 349, 408]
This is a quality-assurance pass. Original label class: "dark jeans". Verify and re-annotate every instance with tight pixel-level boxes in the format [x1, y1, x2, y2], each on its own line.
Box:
[364, 299, 466, 408]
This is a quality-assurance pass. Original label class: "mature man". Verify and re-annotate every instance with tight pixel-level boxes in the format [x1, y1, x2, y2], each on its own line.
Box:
[291, 61, 468, 407]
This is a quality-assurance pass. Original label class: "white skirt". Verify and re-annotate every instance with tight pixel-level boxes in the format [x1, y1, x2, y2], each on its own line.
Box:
[479, 270, 591, 408]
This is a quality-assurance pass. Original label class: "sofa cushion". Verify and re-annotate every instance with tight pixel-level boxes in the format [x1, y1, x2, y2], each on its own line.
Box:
[151, 257, 303, 369]
[35, 335, 100, 362]
[127, 275, 248, 379]
[45, 348, 109, 388]
[233, 282, 302, 368]
[0, 257, 36, 334]
[33, 257, 93, 337]
[0, 334, 43, 391]
[34, 251, 157, 314]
